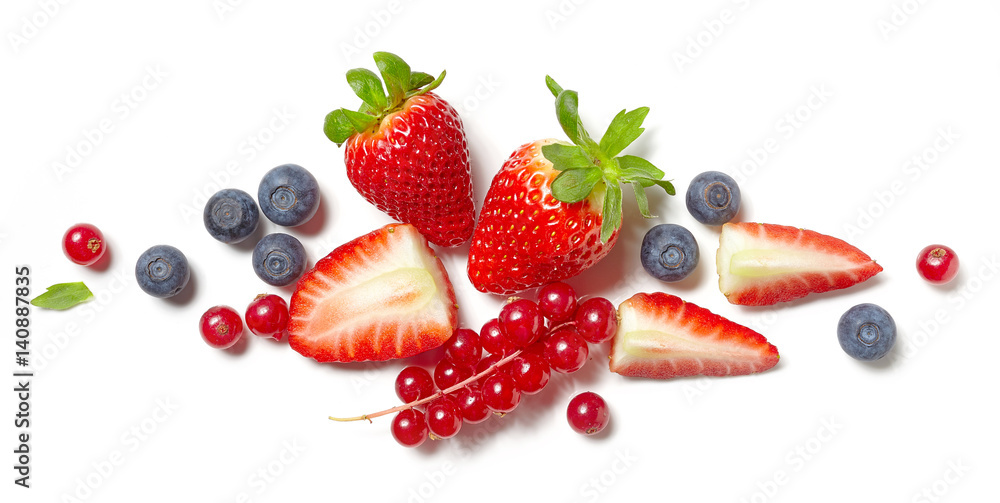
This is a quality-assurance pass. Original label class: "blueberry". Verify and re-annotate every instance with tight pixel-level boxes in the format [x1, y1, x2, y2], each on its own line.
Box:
[685, 171, 741, 225]
[258, 164, 321, 227]
[135, 245, 190, 298]
[837, 303, 896, 361]
[204, 188, 259, 243]
[252, 233, 307, 287]
[640, 224, 699, 282]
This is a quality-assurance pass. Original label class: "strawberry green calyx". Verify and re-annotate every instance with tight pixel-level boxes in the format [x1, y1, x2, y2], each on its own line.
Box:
[323, 52, 446, 146]
[542, 76, 674, 244]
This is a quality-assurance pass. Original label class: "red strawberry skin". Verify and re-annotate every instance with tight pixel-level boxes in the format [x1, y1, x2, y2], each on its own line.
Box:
[467, 139, 618, 295]
[345, 92, 475, 247]
[288, 223, 458, 362]
[717, 222, 883, 306]
[610, 292, 779, 379]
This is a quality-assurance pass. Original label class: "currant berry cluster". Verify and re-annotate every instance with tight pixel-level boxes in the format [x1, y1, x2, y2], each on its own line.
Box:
[198, 294, 290, 349]
[331, 282, 618, 447]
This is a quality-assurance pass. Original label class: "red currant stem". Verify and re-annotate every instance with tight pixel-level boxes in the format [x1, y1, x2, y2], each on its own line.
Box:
[328, 349, 525, 423]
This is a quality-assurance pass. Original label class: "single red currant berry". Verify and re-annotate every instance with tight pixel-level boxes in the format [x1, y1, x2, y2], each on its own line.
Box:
[244, 294, 289, 340]
[199, 305, 244, 349]
[391, 409, 428, 448]
[544, 327, 589, 373]
[499, 299, 544, 348]
[537, 282, 578, 323]
[454, 385, 490, 424]
[480, 318, 514, 356]
[395, 366, 435, 404]
[425, 395, 463, 439]
[575, 297, 618, 344]
[567, 391, 610, 435]
[916, 244, 960, 284]
[475, 353, 512, 377]
[509, 352, 551, 395]
[444, 328, 482, 366]
[480, 373, 522, 414]
[434, 358, 474, 390]
[62, 223, 106, 266]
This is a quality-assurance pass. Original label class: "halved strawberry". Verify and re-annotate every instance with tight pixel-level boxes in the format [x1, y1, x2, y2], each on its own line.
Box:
[610, 292, 779, 379]
[288, 223, 458, 362]
[717, 222, 883, 306]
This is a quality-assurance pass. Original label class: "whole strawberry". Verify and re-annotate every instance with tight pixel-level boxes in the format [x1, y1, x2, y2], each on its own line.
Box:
[324, 52, 475, 247]
[468, 77, 674, 294]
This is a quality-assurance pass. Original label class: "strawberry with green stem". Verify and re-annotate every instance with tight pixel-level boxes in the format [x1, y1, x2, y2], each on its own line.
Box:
[467, 76, 674, 294]
[324, 52, 475, 247]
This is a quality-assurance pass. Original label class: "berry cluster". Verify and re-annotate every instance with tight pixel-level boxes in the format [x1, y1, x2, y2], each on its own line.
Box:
[331, 282, 617, 447]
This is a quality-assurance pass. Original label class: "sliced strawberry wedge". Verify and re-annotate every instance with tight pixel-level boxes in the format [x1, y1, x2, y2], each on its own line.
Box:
[288, 223, 458, 363]
[610, 292, 779, 379]
[717, 222, 883, 306]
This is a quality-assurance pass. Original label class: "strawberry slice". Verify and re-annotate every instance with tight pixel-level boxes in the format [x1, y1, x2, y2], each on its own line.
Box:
[717, 222, 883, 306]
[610, 292, 779, 379]
[288, 223, 458, 363]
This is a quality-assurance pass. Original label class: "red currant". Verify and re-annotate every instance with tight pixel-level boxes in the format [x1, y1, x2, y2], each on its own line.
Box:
[391, 409, 428, 448]
[499, 299, 544, 348]
[544, 326, 589, 373]
[395, 366, 435, 404]
[480, 318, 514, 356]
[566, 391, 610, 435]
[425, 395, 463, 439]
[475, 353, 512, 377]
[916, 244, 959, 284]
[199, 305, 244, 349]
[444, 328, 482, 366]
[244, 294, 289, 340]
[62, 223, 106, 266]
[454, 385, 490, 424]
[434, 358, 474, 390]
[537, 282, 578, 323]
[480, 373, 521, 414]
[509, 352, 551, 395]
[575, 297, 618, 344]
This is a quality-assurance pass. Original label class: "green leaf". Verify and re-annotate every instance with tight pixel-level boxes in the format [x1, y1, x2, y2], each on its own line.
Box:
[650, 179, 676, 196]
[554, 89, 598, 150]
[406, 70, 446, 99]
[30, 282, 93, 310]
[617, 155, 664, 181]
[346, 68, 387, 111]
[341, 108, 378, 132]
[599, 107, 649, 158]
[541, 143, 594, 171]
[600, 183, 623, 244]
[545, 75, 564, 98]
[373, 52, 410, 106]
[409, 71, 434, 90]
[631, 181, 654, 218]
[551, 168, 604, 203]
[323, 109, 357, 145]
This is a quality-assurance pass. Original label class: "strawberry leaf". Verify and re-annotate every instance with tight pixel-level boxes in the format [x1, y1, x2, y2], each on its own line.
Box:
[31, 282, 93, 310]
[551, 167, 603, 203]
[553, 88, 597, 151]
[545, 75, 564, 97]
[541, 143, 594, 171]
[600, 183, 623, 244]
[409, 71, 434, 90]
[346, 68, 387, 111]
[373, 51, 410, 107]
[631, 181, 654, 218]
[323, 110, 357, 145]
[618, 155, 665, 181]
[600, 107, 649, 158]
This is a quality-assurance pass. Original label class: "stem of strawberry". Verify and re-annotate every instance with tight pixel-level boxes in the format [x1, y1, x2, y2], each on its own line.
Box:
[328, 348, 525, 423]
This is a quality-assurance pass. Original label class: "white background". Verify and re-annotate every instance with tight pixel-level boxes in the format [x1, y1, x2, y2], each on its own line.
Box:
[3, 1, 999, 502]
